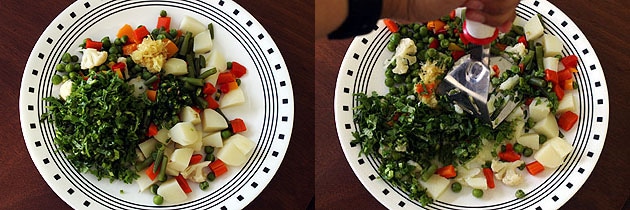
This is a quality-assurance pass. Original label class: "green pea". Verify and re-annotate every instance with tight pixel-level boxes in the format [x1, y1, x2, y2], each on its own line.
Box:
[169, 29, 178, 38]
[153, 195, 164, 205]
[437, 34, 445, 40]
[156, 34, 166, 40]
[513, 143, 524, 154]
[114, 38, 123, 46]
[62, 75, 69, 81]
[390, 33, 401, 44]
[415, 42, 424, 50]
[413, 23, 421, 31]
[515, 189, 526, 199]
[451, 182, 462, 192]
[204, 146, 214, 154]
[160, 10, 167, 17]
[523, 147, 533, 157]
[400, 27, 408, 36]
[440, 39, 450, 49]
[426, 48, 437, 58]
[121, 35, 129, 44]
[393, 74, 405, 83]
[398, 85, 406, 93]
[69, 72, 79, 80]
[387, 41, 397, 52]
[51, 75, 63, 85]
[385, 68, 394, 78]
[109, 46, 119, 55]
[227, 61, 233, 69]
[389, 87, 399, 95]
[62, 53, 72, 63]
[55, 63, 66, 72]
[65, 63, 75, 72]
[205, 153, 215, 161]
[385, 78, 395, 87]
[101, 37, 111, 49]
[207, 172, 216, 181]
[199, 181, 210, 190]
[419, 26, 428, 36]
[472, 189, 484, 198]
[428, 37, 435, 45]
[221, 129, 233, 139]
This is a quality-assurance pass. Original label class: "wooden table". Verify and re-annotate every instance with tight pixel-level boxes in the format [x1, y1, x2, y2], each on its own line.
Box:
[315, 0, 629, 209]
[1, 0, 313, 209]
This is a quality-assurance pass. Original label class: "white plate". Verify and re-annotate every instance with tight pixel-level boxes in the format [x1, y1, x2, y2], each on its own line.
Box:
[334, 0, 608, 209]
[19, 0, 294, 209]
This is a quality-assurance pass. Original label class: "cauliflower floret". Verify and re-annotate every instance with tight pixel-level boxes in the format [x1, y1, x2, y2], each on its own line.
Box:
[390, 38, 417, 74]
[491, 159, 525, 186]
[505, 42, 528, 58]
[131, 37, 168, 73]
[181, 161, 211, 183]
[59, 80, 73, 100]
[80, 48, 108, 70]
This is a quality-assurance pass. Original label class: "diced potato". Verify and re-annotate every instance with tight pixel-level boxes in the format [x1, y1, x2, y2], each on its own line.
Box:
[169, 148, 194, 172]
[528, 97, 550, 122]
[464, 176, 488, 190]
[204, 50, 227, 72]
[178, 136, 203, 152]
[179, 16, 206, 36]
[193, 30, 213, 54]
[179, 106, 201, 125]
[136, 170, 158, 192]
[165, 161, 180, 177]
[169, 122, 200, 146]
[154, 128, 170, 144]
[157, 178, 188, 203]
[532, 113, 559, 139]
[542, 34, 563, 57]
[543, 57, 559, 71]
[545, 137, 573, 157]
[517, 133, 540, 150]
[216, 135, 254, 166]
[59, 80, 73, 100]
[524, 15, 544, 41]
[419, 174, 450, 198]
[163, 142, 175, 159]
[511, 120, 526, 143]
[202, 132, 223, 147]
[227, 134, 256, 154]
[219, 87, 246, 108]
[557, 91, 577, 114]
[534, 141, 563, 168]
[163, 58, 188, 76]
[499, 75, 520, 90]
[138, 138, 158, 158]
[506, 107, 524, 122]
[201, 109, 228, 132]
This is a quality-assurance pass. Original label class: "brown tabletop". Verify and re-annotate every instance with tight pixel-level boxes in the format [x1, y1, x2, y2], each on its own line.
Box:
[1, 0, 313, 209]
[315, 1, 629, 209]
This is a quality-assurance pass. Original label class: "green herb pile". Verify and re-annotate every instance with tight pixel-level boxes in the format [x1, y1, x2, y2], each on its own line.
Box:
[43, 71, 148, 183]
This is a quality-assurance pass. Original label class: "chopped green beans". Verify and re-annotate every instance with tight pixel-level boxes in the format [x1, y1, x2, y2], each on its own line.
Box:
[157, 156, 168, 182]
[135, 155, 155, 171]
[421, 165, 438, 181]
[153, 145, 165, 173]
[181, 77, 204, 87]
[198, 68, 217, 79]
[179, 32, 192, 56]
[144, 75, 159, 85]
[208, 23, 214, 39]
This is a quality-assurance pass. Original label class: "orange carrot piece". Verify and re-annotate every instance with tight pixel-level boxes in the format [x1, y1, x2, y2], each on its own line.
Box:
[117, 24, 136, 43]
[146, 90, 157, 102]
[526, 161, 545, 175]
[383, 18, 399, 33]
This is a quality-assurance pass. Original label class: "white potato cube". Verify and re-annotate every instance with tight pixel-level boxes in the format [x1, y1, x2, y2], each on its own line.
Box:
[534, 142, 563, 168]
[138, 138, 158, 158]
[169, 148, 194, 172]
[157, 178, 187, 203]
[506, 107, 524, 122]
[557, 91, 577, 114]
[204, 50, 227, 72]
[543, 57, 559, 71]
[511, 120, 526, 144]
[517, 133, 540, 150]
[163, 58, 188, 76]
[545, 137, 573, 157]
[532, 113, 559, 139]
[419, 174, 450, 198]
[178, 136, 203, 152]
[524, 15, 544, 41]
[154, 128, 170, 145]
[219, 87, 246, 109]
[179, 106, 201, 125]
[202, 132, 223, 147]
[169, 122, 200, 146]
[227, 134, 256, 155]
[542, 34, 563, 57]
[136, 170, 158, 192]
[216, 136, 253, 166]
[179, 16, 206, 36]
[193, 30, 213, 54]
[201, 109, 228, 132]
[528, 97, 550, 122]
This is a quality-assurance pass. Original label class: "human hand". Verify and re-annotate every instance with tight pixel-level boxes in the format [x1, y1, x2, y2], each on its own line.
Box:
[382, 0, 467, 23]
[463, 0, 520, 32]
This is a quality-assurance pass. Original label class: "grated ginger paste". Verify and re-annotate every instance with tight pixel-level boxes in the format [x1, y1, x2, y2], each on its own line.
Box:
[131, 37, 167, 73]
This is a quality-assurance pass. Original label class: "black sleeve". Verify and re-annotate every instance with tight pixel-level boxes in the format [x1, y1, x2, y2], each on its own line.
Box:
[327, 0, 383, 39]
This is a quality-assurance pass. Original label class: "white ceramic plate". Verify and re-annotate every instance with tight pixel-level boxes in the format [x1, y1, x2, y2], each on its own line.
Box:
[334, 0, 608, 209]
[19, 0, 294, 209]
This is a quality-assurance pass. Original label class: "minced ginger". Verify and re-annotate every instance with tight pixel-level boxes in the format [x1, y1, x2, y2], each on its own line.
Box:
[131, 37, 167, 73]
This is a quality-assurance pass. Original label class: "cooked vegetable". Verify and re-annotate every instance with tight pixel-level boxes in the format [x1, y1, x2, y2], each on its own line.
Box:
[157, 178, 187, 203]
